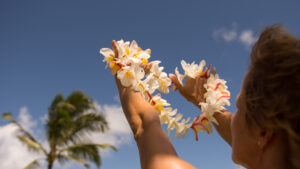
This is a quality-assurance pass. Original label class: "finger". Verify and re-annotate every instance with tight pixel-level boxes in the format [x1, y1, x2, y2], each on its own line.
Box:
[144, 62, 153, 74]
[112, 40, 119, 58]
[169, 73, 184, 92]
[202, 64, 211, 78]
[203, 67, 208, 74]
[212, 67, 216, 75]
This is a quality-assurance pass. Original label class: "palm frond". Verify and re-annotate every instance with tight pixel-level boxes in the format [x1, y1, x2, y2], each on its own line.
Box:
[60, 144, 101, 168]
[57, 154, 90, 168]
[46, 107, 74, 146]
[2, 113, 47, 155]
[64, 113, 108, 144]
[2, 113, 35, 140]
[18, 136, 47, 155]
[2, 112, 14, 121]
[23, 159, 41, 169]
[46, 91, 100, 146]
[48, 94, 64, 115]
[65, 91, 94, 117]
[95, 144, 118, 152]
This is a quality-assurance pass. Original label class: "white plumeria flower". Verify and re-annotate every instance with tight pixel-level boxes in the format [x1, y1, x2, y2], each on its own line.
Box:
[197, 60, 206, 75]
[137, 50, 151, 65]
[124, 40, 150, 66]
[181, 60, 206, 78]
[199, 102, 223, 125]
[158, 72, 172, 93]
[175, 67, 185, 86]
[173, 118, 191, 138]
[205, 74, 228, 91]
[150, 94, 170, 112]
[144, 73, 159, 94]
[116, 39, 130, 58]
[174, 60, 206, 86]
[134, 80, 149, 93]
[167, 113, 183, 136]
[100, 48, 115, 68]
[159, 107, 177, 125]
[205, 89, 230, 107]
[117, 65, 145, 87]
[129, 50, 151, 65]
[146, 61, 171, 93]
[181, 60, 197, 78]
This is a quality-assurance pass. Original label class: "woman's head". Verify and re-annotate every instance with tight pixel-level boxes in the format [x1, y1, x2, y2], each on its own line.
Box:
[231, 25, 300, 169]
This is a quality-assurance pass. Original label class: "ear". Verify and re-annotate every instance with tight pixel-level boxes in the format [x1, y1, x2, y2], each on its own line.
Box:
[258, 128, 274, 151]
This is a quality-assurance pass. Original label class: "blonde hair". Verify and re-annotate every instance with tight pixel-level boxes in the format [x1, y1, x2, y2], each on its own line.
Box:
[244, 25, 300, 168]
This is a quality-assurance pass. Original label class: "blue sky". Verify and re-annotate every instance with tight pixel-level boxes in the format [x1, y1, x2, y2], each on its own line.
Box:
[0, 0, 299, 169]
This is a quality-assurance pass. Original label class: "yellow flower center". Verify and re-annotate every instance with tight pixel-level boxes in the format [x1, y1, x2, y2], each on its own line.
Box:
[109, 62, 121, 75]
[160, 79, 166, 86]
[138, 83, 145, 90]
[133, 52, 140, 58]
[155, 104, 164, 112]
[125, 48, 130, 55]
[108, 55, 115, 62]
[141, 58, 148, 65]
[125, 71, 133, 78]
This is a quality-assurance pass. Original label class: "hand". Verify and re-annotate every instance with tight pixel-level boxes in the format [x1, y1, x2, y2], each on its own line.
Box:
[169, 67, 216, 108]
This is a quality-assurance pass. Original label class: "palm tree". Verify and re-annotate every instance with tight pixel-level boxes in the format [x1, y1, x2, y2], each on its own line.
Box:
[2, 91, 117, 169]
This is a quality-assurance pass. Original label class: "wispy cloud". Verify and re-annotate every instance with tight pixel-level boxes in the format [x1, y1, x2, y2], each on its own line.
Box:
[213, 23, 258, 49]
[213, 22, 238, 42]
[213, 28, 238, 42]
[239, 30, 258, 47]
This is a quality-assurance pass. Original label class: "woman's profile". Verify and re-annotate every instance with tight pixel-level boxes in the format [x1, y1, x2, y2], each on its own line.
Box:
[113, 25, 300, 169]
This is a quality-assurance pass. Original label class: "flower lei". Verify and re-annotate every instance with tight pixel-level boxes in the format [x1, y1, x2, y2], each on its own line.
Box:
[100, 39, 230, 141]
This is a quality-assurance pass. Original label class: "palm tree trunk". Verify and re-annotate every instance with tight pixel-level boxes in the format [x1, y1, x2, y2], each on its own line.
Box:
[48, 141, 56, 169]
[48, 161, 53, 169]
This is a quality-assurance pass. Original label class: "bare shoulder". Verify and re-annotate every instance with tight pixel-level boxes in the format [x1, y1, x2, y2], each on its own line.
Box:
[147, 155, 196, 169]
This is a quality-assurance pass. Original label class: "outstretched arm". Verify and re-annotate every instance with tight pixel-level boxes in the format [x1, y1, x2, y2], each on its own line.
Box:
[113, 41, 195, 169]
[169, 68, 233, 146]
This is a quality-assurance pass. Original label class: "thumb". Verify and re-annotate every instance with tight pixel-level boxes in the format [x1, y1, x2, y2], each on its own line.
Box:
[169, 73, 184, 92]
[144, 62, 153, 74]
[112, 40, 119, 58]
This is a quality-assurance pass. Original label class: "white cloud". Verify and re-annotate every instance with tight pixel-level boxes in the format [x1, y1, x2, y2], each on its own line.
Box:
[213, 28, 238, 42]
[18, 106, 37, 132]
[0, 107, 44, 169]
[213, 23, 258, 48]
[239, 30, 258, 47]
[89, 102, 132, 157]
[213, 22, 238, 42]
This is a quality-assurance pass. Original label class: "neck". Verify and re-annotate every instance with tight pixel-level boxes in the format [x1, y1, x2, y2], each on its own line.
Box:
[256, 133, 289, 169]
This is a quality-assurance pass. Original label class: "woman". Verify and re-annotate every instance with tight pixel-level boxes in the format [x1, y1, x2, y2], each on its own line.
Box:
[113, 25, 300, 169]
